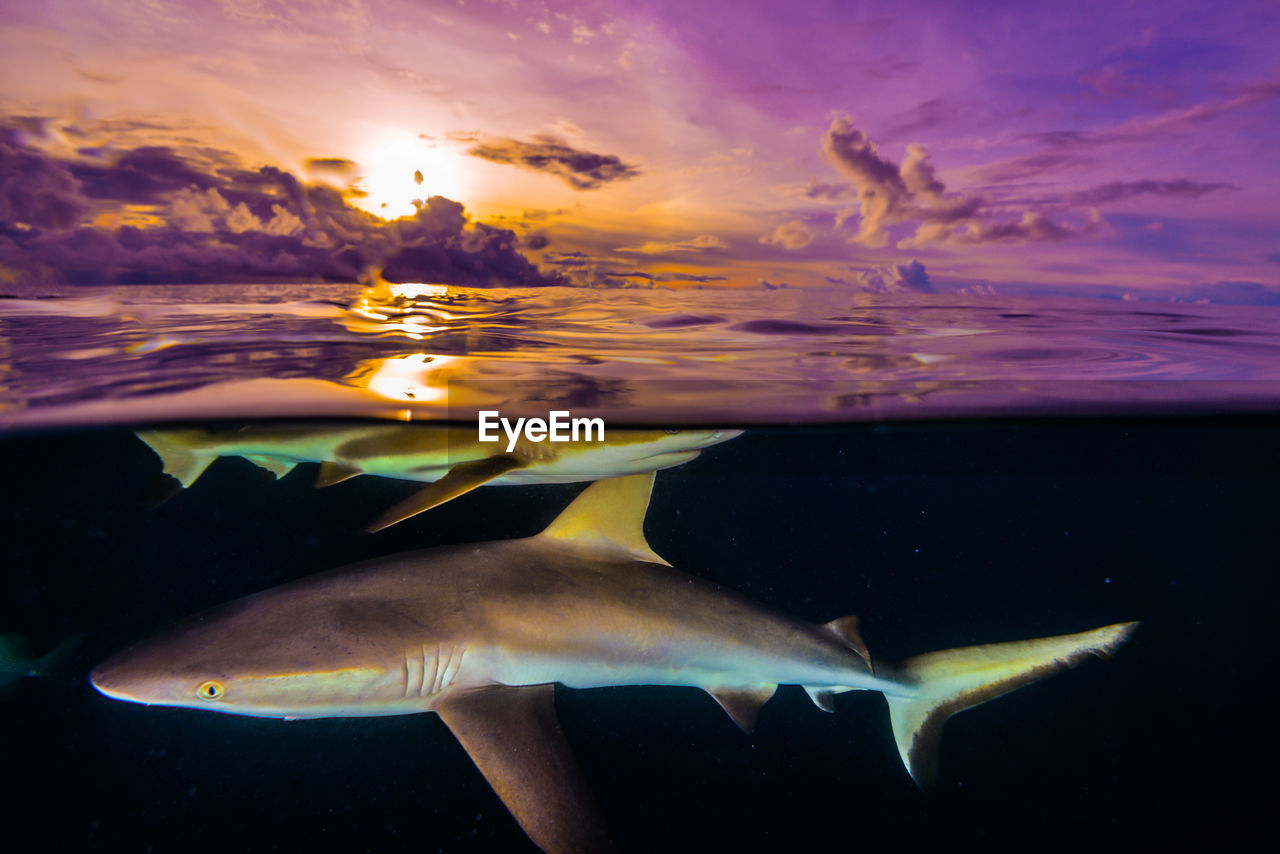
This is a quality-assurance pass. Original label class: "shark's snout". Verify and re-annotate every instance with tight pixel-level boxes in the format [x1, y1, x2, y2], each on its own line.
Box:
[89, 652, 151, 704]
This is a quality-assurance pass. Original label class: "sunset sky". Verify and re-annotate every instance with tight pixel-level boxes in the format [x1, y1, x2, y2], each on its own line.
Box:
[2, 0, 1278, 301]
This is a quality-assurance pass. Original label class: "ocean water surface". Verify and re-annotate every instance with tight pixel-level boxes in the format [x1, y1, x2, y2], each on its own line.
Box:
[3, 282, 1279, 428]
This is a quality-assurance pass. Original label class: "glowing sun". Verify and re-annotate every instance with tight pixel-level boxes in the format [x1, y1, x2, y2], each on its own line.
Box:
[354, 131, 465, 219]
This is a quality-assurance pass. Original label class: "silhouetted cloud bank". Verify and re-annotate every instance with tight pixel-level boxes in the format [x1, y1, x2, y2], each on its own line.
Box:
[0, 127, 562, 288]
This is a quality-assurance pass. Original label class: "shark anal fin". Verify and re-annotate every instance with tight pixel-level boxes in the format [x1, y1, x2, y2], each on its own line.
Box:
[140, 473, 184, 509]
[821, 615, 870, 668]
[365, 454, 529, 533]
[538, 473, 670, 566]
[804, 687, 837, 713]
[706, 685, 777, 733]
[437, 685, 614, 854]
[887, 621, 1138, 789]
[314, 461, 362, 488]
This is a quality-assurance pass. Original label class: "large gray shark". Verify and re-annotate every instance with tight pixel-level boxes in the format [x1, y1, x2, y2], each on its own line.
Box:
[91, 474, 1136, 853]
[138, 422, 739, 531]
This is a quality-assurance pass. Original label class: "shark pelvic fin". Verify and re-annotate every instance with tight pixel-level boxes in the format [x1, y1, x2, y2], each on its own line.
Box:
[245, 456, 298, 480]
[886, 621, 1138, 789]
[437, 685, 614, 854]
[365, 454, 529, 533]
[707, 685, 778, 733]
[314, 461, 362, 488]
[136, 430, 215, 488]
[537, 473, 670, 566]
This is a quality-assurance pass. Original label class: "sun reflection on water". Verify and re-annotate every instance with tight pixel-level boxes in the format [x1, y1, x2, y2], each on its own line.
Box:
[349, 353, 457, 404]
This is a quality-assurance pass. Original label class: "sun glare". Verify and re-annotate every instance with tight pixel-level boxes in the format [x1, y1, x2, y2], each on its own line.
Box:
[354, 132, 465, 219]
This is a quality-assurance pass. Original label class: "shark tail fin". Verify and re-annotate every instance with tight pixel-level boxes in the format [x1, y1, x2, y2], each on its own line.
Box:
[136, 430, 216, 488]
[886, 621, 1137, 789]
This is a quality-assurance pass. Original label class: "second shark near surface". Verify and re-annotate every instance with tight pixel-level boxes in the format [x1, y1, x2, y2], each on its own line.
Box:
[138, 422, 740, 531]
[91, 473, 1137, 853]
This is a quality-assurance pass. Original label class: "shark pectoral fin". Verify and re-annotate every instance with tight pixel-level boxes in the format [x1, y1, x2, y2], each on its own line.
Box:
[314, 461, 363, 488]
[706, 685, 777, 733]
[886, 621, 1139, 789]
[364, 454, 529, 533]
[245, 456, 298, 480]
[135, 430, 215, 488]
[437, 685, 614, 854]
[537, 473, 670, 567]
[820, 615, 871, 668]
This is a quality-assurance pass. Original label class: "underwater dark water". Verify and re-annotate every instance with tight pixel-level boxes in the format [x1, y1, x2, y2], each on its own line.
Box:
[0, 420, 1272, 850]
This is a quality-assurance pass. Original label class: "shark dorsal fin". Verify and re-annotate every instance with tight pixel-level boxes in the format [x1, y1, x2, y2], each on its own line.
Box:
[538, 473, 670, 566]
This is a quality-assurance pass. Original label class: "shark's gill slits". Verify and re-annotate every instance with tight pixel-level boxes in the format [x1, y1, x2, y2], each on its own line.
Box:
[425, 645, 439, 698]
[401, 643, 467, 700]
[426, 643, 467, 697]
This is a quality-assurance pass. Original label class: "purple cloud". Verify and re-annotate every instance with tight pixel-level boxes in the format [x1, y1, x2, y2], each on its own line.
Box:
[0, 127, 87, 230]
[303, 157, 358, 178]
[1020, 81, 1280, 152]
[881, 98, 958, 139]
[835, 259, 936, 294]
[819, 115, 1091, 248]
[970, 152, 1096, 184]
[0, 129, 562, 288]
[1067, 179, 1235, 205]
[759, 219, 814, 249]
[802, 178, 854, 201]
[466, 134, 640, 190]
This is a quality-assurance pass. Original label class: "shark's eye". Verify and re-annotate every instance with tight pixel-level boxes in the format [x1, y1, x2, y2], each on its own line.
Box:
[665, 429, 680, 435]
[196, 680, 224, 701]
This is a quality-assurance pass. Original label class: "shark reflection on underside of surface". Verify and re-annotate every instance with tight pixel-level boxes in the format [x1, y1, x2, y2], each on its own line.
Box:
[137, 422, 740, 531]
